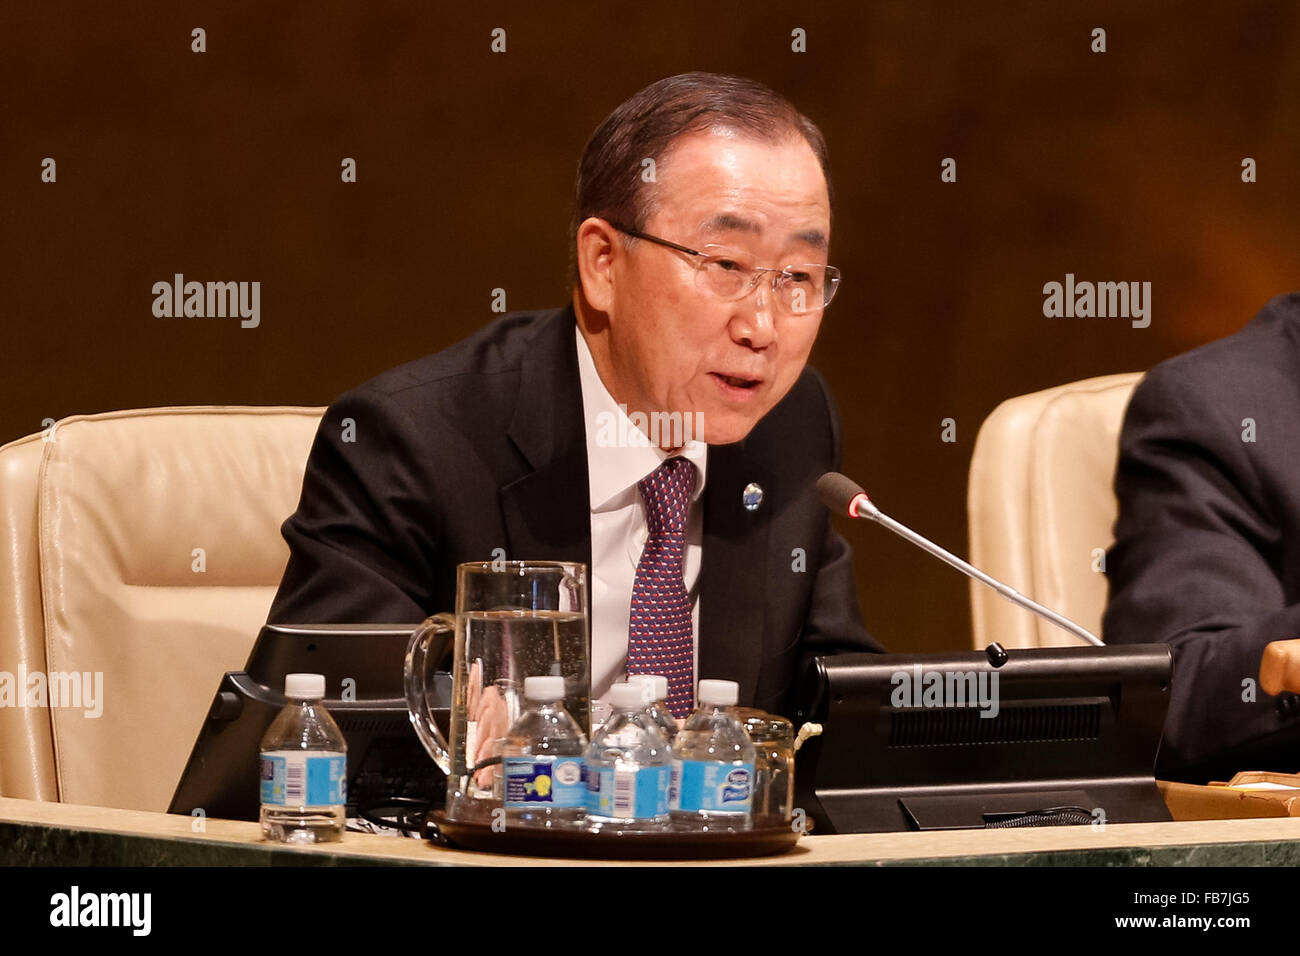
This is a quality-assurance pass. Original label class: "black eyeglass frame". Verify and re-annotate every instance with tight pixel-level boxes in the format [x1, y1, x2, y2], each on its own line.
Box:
[606, 221, 841, 311]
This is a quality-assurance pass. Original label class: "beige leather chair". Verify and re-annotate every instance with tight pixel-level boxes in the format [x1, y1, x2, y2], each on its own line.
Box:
[967, 373, 1143, 649]
[0, 406, 323, 810]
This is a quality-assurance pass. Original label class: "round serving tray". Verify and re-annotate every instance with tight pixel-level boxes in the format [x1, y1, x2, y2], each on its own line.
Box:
[424, 811, 802, 860]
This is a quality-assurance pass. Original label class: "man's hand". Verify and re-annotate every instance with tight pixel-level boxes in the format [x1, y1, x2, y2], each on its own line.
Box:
[1260, 639, 1300, 696]
[472, 684, 510, 783]
[466, 660, 510, 788]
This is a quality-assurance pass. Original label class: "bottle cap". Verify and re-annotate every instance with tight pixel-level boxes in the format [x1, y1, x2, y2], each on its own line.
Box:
[285, 673, 326, 700]
[628, 674, 669, 702]
[697, 679, 739, 706]
[734, 708, 795, 744]
[609, 682, 645, 710]
[523, 675, 566, 701]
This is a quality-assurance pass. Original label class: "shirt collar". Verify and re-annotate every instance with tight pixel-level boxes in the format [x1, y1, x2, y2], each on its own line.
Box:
[575, 325, 708, 512]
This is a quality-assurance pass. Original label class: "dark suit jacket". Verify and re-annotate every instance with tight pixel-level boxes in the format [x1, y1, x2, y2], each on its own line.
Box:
[1104, 292, 1300, 781]
[268, 303, 882, 717]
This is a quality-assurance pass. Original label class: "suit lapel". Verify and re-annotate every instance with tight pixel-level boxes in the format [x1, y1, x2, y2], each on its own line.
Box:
[498, 303, 773, 700]
[699, 439, 771, 703]
[499, 305, 593, 579]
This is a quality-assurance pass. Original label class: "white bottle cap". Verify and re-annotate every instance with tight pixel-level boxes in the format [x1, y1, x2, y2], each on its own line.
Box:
[610, 682, 645, 710]
[697, 679, 739, 706]
[285, 673, 325, 700]
[523, 675, 566, 701]
[627, 674, 668, 703]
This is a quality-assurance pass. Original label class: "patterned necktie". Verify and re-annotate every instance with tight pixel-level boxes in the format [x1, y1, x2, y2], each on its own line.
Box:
[627, 456, 698, 718]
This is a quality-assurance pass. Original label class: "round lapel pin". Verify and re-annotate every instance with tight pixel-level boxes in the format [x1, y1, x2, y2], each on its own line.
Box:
[742, 482, 764, 512]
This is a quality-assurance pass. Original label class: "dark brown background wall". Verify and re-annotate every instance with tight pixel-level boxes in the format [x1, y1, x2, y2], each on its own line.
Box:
[4, 1, 1297, 654]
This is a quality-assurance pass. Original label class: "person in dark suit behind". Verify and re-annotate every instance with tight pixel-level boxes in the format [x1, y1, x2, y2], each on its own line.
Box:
[1104, 292, 1300, 782]
[268, 72, 883, 721]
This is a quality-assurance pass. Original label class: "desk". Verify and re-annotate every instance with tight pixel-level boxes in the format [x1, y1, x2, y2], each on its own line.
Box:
[3, 797, 1300, 866]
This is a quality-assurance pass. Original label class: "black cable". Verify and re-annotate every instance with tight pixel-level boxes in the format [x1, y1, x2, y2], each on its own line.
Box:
[984, 806, 1094, 828]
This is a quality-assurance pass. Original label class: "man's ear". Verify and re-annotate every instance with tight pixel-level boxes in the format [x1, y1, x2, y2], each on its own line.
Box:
[575, 218, 620, 315]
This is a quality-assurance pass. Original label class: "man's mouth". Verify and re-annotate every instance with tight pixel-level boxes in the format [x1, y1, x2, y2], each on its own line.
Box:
[711, 372, 762, 391]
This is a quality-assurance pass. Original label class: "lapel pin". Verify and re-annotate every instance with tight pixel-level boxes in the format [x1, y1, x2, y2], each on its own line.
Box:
[742, 482, 764, 512]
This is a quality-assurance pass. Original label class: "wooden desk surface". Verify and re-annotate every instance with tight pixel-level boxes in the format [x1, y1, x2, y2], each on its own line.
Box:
[4, 796, 1300, 866]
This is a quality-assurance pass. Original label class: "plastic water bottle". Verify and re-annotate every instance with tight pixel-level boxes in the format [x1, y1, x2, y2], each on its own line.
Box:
[260, 673, 347, 843]
[628, 674, 678, 744]
[502, 676, 589, 829]
[585, 682, 672, 831]
[670, 679, 756, 831]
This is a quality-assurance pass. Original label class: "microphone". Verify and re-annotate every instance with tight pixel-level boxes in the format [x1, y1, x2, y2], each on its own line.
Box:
[816, 472, 1103, 648]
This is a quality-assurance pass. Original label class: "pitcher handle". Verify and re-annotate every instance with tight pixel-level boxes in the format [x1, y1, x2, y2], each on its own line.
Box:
[404, 613, 457, 776]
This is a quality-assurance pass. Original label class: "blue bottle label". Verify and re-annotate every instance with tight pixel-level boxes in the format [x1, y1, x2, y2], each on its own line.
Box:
[260, 752, 347, 807]
[504, 756, 587, 808]
[587, 764, 669, 819]
[673, 759, 754, 813]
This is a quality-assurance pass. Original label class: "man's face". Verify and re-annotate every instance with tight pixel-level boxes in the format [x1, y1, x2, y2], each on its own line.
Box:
[601, 130, 832, 445]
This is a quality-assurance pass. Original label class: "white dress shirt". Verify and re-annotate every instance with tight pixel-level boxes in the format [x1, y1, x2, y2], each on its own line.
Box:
[574, 327, 708, 708]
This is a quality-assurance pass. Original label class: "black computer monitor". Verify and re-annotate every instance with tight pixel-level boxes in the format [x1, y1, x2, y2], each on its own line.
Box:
[169, 623, 450, 824]
[792, 643, 1173, 833]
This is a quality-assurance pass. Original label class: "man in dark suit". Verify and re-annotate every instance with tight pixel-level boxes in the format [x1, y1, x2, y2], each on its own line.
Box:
[268, 72, 881, 720]
[1104, 292, 1300, 782]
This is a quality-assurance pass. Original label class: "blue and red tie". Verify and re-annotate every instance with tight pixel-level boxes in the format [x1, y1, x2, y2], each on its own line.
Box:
[627, 456, 698, 718]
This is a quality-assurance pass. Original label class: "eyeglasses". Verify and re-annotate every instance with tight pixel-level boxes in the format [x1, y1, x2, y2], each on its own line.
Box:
[608, 222, 841, 314]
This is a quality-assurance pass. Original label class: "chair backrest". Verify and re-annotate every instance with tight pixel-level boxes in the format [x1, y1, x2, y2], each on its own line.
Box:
[967, 373, 1143, 648]
[0, 406, 323, 809]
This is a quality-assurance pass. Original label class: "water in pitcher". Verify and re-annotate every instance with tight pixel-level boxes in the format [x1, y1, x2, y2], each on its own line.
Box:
[448, 609, 590, 807]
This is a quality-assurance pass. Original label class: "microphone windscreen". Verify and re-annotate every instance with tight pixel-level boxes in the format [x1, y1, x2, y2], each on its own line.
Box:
[817, 472, 867, 515]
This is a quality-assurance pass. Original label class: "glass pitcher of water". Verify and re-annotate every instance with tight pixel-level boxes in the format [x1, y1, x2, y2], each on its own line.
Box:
[404, 561, 589, 823]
